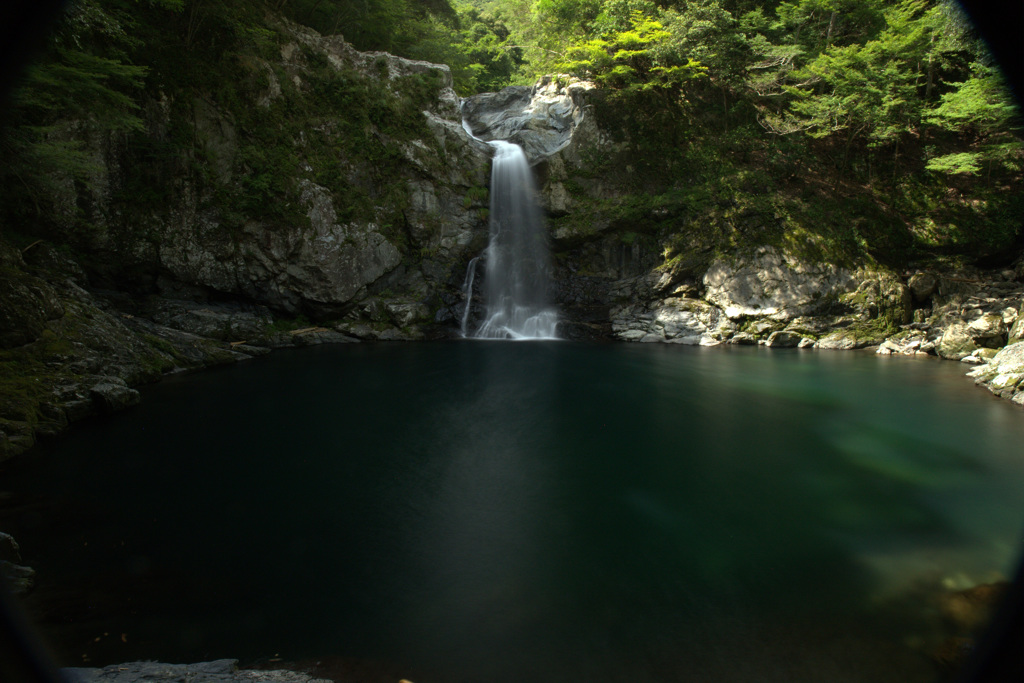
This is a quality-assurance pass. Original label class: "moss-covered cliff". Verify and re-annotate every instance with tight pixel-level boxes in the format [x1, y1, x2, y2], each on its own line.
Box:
[0, 7, 497, 459]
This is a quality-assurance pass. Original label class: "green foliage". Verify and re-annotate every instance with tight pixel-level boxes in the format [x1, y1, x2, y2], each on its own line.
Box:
[924, 151, 982, 175]
[925, 62, 1023, 174]
[281, 0, 457, 56]
[560, 10, 708, 92]
[0, 1, 149, 215]
[1, 0, 1020, 272]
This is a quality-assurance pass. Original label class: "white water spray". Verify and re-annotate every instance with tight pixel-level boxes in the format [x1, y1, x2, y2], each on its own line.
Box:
[460, 126, 559, 339]
[459, 255, 480, 337]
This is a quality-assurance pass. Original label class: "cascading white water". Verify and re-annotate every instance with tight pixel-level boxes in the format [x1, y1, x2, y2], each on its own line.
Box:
[463, 139, 559, 339]
[459, 255, 480, 336]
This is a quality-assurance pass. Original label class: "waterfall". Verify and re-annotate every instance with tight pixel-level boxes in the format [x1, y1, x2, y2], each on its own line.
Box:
[459, 255, 480, 337]
[462, 138, 559, 339]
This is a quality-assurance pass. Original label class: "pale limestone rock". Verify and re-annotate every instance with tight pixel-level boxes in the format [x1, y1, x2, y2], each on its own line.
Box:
[611, 297, 731, 344]
[967, 342, 1024, 403]
[966, 312, 1008, 348]
[938, 323, 979, 360]
[461, 77, 595, 163]
[816, 332, 861, 350]
[703, 248, 856, 321]
[1009, 310, 1024, 345]
[766, 330, 802, 348]
[729, 332, 759, 345]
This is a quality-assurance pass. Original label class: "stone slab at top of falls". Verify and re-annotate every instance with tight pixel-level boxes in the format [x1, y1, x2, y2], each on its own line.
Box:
[461, 77, 594, 164]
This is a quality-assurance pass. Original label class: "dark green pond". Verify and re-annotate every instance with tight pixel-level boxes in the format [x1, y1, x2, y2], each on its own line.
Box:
[3, 342, 1023, 682]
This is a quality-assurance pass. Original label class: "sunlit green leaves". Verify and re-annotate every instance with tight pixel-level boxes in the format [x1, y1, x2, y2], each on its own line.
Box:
[559, 10, 706, 92]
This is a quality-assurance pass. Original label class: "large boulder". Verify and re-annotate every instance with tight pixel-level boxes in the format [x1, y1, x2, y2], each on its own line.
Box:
[703, 248, 856, 321]
[89, 379, 142, 414]
[0, 532, 35, 596]
[611, 297, 733, 345]
[1008, 307, 1024, 345]
[938, 323, 979, 360]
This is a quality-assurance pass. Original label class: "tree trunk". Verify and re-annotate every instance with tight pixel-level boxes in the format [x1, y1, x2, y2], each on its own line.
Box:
[185, 0, 207, 51]
[892, 136, 900, 184]
[722, 89, 728, 133]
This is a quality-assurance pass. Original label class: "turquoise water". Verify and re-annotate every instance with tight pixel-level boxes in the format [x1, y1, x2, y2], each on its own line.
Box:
[3, 343, 1023, 682]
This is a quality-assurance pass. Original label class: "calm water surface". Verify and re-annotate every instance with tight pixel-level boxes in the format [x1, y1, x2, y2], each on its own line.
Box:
[3, 342, 1023, 682]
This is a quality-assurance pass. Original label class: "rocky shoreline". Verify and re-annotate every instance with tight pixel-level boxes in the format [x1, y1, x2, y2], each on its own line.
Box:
[2, 241, 1021, 681]
[3, 239, 1021, 472]
[605, 246, 1024, 406]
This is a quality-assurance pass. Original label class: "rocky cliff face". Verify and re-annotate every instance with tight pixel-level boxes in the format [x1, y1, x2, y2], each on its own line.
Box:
[0, 21, 497, 461]
[42, 17, 493, 330]
[523, 83, 1024, 391]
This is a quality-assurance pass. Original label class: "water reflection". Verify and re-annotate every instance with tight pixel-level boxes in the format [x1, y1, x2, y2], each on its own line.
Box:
[1, 342, 1021, 682]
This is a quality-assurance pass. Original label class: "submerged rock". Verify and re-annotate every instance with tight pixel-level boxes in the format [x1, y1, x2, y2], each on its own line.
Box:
[62, 660, 331, 683]
[765, 330, 803, 348]
[0, 532, 35, 596]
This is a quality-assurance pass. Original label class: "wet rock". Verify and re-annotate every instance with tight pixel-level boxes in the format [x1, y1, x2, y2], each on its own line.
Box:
[0, 559, 35, 595]
[877, 333, 934, 356]
[815, 332, 863, 350]
[461, 77, 594, 163]
[62, 659, 331, 683]
[765, 330, 802, 348]
[728, 331, 758, 345]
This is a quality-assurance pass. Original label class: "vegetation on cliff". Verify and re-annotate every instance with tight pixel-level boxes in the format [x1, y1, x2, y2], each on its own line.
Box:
[1, 0, 1020, 270]
[467, 0, 1023, 265]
